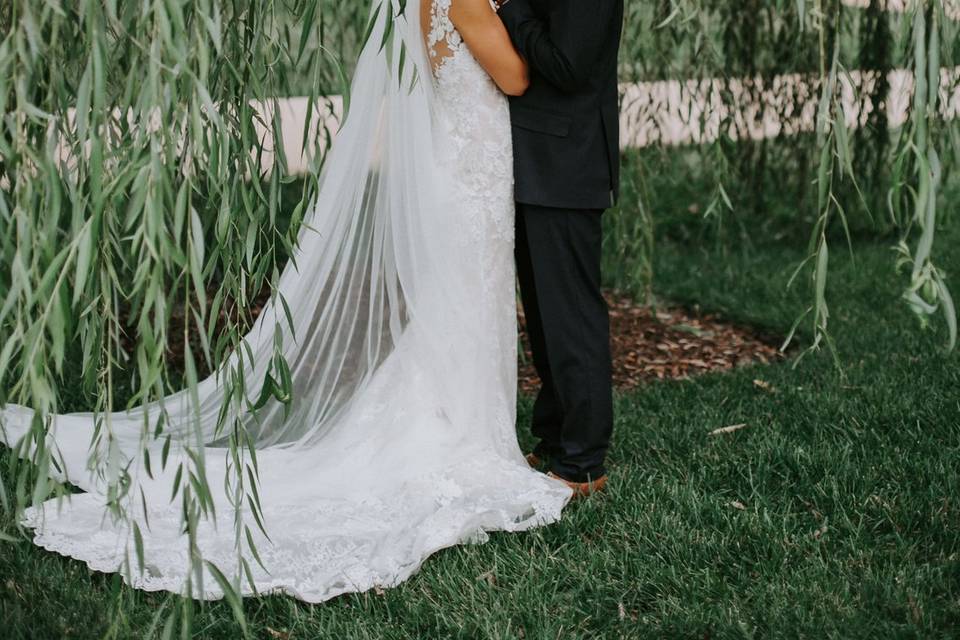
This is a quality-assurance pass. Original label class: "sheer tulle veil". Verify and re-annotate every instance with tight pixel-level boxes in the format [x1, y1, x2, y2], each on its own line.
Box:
[1, 0, 485, 491]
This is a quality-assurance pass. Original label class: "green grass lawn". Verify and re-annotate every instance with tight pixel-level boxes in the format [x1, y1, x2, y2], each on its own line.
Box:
[2, 217, 958, 638]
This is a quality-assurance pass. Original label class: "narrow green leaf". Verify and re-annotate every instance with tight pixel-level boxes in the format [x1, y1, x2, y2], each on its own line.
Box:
[204, 561, 248, 634]
[133, 521, 145, 573]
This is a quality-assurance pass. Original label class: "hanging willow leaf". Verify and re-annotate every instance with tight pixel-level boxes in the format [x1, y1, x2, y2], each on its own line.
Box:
[244, 524, 269, 572]
[204, 561, 248, 636]
[72, 222, 95, 304]
[132, 521, 145, 573]
[361, 3, 384, 53]
[936, 274, 957, 351]
[814, 239, 829, 320]
[298, 0, 320, 65]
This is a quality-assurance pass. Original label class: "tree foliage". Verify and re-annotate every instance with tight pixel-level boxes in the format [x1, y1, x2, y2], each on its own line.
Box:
[0, 0, 956, 635]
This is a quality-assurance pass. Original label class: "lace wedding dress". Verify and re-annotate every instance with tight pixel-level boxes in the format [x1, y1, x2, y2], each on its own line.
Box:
[0, 0, 571, 602]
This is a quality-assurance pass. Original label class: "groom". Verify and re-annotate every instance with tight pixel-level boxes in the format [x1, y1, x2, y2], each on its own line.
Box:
[497, 0, 623, 496]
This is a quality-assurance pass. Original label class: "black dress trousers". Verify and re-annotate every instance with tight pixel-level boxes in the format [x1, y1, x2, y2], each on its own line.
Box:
[515, 203, 613, 482]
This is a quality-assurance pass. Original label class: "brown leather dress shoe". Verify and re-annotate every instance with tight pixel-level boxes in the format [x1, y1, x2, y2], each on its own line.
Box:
[547, 471, 608, 498]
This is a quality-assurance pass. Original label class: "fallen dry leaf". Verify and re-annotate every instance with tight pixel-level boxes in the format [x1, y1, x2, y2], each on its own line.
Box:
[907, 593, 923, 624]
[477, 570, 496, 587]
[753, 379, 778, 393]
[708, 423, 749, 437]
[813, 520, 829, 540]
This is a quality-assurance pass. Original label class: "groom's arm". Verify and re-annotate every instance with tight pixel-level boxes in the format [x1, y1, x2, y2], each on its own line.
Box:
[497, 0, 618, 93]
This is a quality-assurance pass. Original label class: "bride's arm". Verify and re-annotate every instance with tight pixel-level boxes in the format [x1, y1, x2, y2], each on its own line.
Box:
[449, 0, 529, 96]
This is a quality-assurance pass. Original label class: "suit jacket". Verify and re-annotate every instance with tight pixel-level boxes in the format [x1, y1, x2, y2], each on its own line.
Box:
[498, 0, 624, 210]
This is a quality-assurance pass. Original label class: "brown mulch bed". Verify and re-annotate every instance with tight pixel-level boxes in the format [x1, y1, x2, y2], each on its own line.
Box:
[140, 287, 786, 391]
[518, 291, 786, 394]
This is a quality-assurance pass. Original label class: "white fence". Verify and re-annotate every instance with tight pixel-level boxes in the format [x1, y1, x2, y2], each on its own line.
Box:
[256, 66, 960, 175]
[618, 66, 960, 148]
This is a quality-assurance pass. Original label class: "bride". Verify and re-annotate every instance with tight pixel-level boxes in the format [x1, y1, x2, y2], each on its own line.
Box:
[0, 0, 576, 602]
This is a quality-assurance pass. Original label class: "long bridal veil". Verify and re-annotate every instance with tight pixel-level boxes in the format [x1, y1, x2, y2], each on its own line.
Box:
[0, 0, 570, 602]
[3, 0, 478, 483]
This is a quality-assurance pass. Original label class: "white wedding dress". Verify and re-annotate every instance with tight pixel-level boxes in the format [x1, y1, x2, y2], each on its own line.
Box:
[0, 0, 571, 602]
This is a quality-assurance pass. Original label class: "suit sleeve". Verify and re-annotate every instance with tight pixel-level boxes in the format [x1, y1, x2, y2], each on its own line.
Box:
[498, 0, 618, 93]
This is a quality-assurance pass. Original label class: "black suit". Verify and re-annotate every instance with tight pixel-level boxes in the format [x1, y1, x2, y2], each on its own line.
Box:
[499, 0, 622, 209]
[500, 0, 623, 483]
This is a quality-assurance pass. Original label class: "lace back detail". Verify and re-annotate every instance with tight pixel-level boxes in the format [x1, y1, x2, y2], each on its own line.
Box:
[424, 0, 463, 74]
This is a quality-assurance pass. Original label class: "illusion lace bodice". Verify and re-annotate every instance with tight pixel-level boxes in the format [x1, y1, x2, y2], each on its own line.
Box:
[427, 0, 515, 246]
